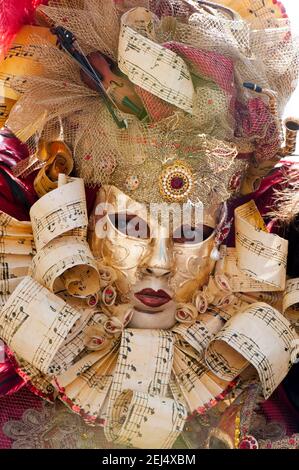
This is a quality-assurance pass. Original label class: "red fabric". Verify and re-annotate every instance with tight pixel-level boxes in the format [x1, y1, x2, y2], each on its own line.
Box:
[235, 98, 281, 162]
[0, 355, 25, 398]
[0, 127, 38, 220]
[0, 386, 43, 448]
[261, 386, 299, 435]
[0, 0, 48, 56]
[137, 42, 236, 122]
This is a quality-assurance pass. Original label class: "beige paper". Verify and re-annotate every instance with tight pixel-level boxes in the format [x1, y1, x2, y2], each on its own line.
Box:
[216, 246, 283, 292]
[207, 295, 254, 322]
[0, 276, 81, 375]
[109, 389, 187, 449]
[172, 342, 228, 414]
[0, 212, 35, 306]
[234, 201, 288, 291]
[29, 177, 100, 297]
[31, 236, 99, 296]
[118, 7, 194, 113]
[30, 178, 88, 251]
[205, 302, 295, 399]
[283, 278, 299, 322]
[173, 312, 224, 356]
[105, 329, 186, 448]
[55, 325, 120, 419]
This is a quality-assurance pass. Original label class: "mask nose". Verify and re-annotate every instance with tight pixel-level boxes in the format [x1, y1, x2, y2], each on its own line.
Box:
[142, 227, 172, 278]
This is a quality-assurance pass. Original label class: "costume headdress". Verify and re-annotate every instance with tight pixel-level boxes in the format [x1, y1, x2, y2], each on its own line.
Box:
[0, 0, 299, 450]
[6, 0, 298, 211]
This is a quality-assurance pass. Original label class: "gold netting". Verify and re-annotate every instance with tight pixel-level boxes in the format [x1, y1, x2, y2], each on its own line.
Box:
[5, 0, 299, 205]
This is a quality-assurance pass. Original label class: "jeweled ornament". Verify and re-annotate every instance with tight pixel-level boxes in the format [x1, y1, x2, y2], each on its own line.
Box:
[159, 160, 193, 202]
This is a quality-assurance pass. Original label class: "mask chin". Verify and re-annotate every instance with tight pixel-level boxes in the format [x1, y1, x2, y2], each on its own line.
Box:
[128, 306, 177, 329]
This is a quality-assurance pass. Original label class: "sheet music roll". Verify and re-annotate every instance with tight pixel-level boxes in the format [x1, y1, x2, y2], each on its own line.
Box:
[0, 276, 81, 375]
[0, 211, 35, 307]
[205, 302, 296, 399]
[283, 278, 299, 323]
[30, 177, 100, 297]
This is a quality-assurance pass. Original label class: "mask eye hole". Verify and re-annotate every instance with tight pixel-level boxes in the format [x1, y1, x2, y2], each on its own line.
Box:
[173, 225, 214, 244]
[109, 213, 150, 239]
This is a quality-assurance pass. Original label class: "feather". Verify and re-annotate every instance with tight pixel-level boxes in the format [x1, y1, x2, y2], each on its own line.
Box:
[0, 0, 47, 57]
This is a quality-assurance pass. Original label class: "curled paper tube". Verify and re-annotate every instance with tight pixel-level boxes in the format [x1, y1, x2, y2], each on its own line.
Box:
[175, 303, 198, 324]
[283, 278, 299, 323]
[205, 302, 296, 399]
[31, 235, 100, 297]
[118, 7, 195, 114]
[101, 285, 117, 306]
[33, 141, 74, 197]
[217, 200, 288, 293]
[279, 118, 299, 157]
[0, 276, 82, 376]
[60, 257, 100, 297]
[30, 178, 88, 251]
[84, 324, 114, 351]
[97, 263, 118, 287]
[29, 177, 100, 296]
[192, 275, 233, 314]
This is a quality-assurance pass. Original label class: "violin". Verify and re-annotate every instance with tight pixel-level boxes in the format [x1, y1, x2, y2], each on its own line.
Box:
[52, 26, 148, 128]
[79, 51, 148, 121]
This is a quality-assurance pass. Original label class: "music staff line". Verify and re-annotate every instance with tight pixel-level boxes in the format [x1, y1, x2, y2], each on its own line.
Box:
[236, 231, 287, 266]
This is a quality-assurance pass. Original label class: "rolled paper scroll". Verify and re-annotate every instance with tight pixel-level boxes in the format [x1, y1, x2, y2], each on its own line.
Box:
[0, 276, 81, 375]
[34, 141, 74, 197]
[30, 176, 100, 297]
[283, 278, 299, 323]
[0, 211, 35, 306]
[235, 201, 287, 290]
[31, 236, 99, 296]
[118, 7, 195, 114]
[205, 302, 296, 399]
[216, 200, 288, 292]
[30, 177, 88, 251]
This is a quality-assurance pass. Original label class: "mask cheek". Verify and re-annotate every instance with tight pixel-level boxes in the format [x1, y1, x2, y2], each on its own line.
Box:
[101, 236, 148, 293]
[171, 243, 215, 301]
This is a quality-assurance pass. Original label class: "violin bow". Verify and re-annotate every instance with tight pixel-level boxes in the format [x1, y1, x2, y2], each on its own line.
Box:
[52, 26, 128, 129]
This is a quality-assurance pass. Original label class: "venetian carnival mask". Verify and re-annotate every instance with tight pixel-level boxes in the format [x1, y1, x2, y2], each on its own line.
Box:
[90, 185, 218, 329]
[1, 0, 299, 452]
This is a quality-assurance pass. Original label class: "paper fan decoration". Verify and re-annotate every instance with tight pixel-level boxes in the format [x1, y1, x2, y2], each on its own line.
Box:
[213, 0, 288, 26]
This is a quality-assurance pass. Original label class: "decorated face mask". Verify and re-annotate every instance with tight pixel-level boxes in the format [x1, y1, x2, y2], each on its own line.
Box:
[90, 185, 218, 329]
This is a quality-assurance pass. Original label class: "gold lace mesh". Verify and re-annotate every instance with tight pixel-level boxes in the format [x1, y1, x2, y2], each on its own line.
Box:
[5, 0, 299, 207]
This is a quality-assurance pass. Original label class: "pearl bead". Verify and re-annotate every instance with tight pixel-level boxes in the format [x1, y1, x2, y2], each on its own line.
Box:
[210, 247, 221, 261]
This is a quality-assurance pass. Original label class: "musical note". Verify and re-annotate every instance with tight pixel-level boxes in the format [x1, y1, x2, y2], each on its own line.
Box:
[118, 15, 194, 114]
[4, 44, 35, 61]
[206, 302, 295, 399]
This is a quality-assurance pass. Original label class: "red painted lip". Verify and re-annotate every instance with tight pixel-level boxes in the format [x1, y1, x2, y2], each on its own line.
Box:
[134, 289, 171, 308]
